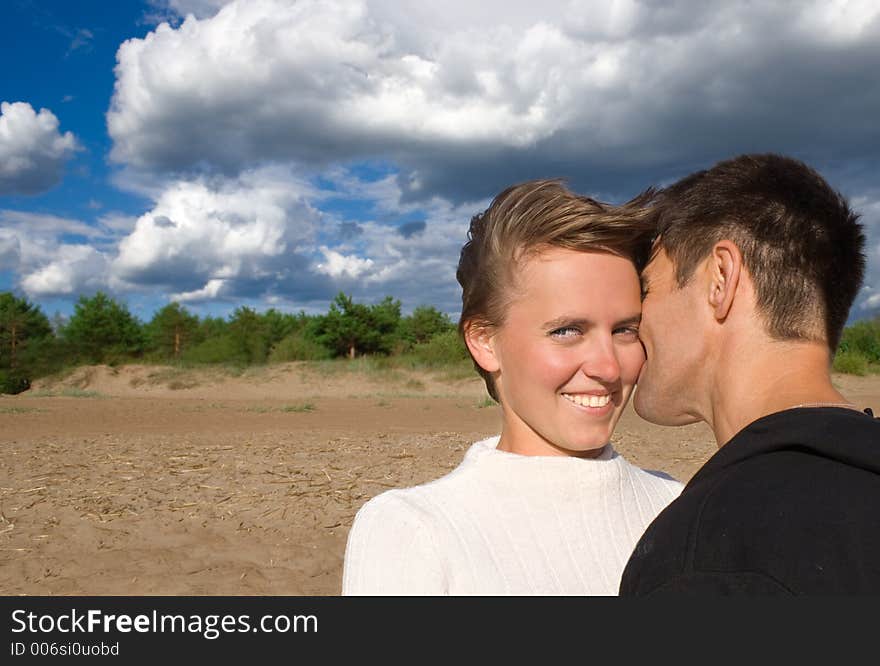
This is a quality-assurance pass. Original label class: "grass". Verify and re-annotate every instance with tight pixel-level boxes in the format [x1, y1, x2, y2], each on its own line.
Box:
[28, 388, 103, 398]
[22, 354, 482, 400]
[0, 406, 43, 414]
[833, 349, 869, 376]
[242, 402, 317, 414]
[281, 402, 316, 413]
[476, 396, 497, 409]
[296, 355, 474, 384]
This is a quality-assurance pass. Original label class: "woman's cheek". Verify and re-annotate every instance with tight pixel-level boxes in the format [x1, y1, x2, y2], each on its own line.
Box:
[620, 342, 646, 383]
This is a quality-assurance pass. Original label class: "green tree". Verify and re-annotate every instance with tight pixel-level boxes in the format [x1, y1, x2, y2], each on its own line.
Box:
[315, 293, 402, 358]
[228, 306, 271, 364]
[0, 292, 53, 393]
[261, 308, 301, 349]
[145, 302, 201, 360]
[838, 318, 880, 363]
[197, 315, 229, 339]
[400, 305, 455, 346]
[63, 292, 144, 363]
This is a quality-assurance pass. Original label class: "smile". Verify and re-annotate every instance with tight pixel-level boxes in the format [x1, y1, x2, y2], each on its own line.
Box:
[561, 393, 612, 408]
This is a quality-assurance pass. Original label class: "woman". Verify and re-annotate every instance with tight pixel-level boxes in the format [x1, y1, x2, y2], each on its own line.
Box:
[342, 180, 683, 595]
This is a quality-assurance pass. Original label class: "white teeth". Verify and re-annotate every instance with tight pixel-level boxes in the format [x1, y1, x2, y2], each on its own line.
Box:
[562, 393, 611, 408]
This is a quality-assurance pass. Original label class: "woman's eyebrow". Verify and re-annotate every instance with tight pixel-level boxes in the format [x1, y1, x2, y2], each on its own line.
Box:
[542, 314, 641, 330]
[543, 316, 591, 331]
[614, 314, 642, 328]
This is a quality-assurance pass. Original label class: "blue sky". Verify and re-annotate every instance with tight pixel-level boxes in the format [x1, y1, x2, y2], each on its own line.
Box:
[2, 0, 880, 325]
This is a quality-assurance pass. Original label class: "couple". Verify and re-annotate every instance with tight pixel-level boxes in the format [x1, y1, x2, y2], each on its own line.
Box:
[343, 153, 880, 596]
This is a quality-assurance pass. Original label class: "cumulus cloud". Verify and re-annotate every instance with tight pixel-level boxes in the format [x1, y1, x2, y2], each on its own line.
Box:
[106, 164, 477, 311]
[108, 0, 880, 202]
[170, 278, 226, 303]
[111, 167, 324, 299]
[852, 193, 880, 317]
[0, 101, 79, 195]
[157, 0, 230, 19]
[1, 157, 476, 311]
[0, 209, 103, 239]
[20, 245, 110, 297]
[0, 210, 117, 298]
[0, 234, 20, 271]
[9, 0, 877, 318]
[314, 248, 374, 279]
[306, 170, 484, 313]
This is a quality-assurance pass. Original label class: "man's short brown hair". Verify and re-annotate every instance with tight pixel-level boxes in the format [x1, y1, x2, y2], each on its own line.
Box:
[651, 153, 865, 350]
[456, 179, 655, 401]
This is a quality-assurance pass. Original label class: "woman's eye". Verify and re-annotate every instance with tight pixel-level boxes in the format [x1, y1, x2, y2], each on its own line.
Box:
[614, 326, 640, 338]
[550, 326, 581, 339]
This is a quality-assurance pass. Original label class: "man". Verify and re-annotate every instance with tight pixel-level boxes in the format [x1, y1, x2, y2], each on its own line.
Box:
[619, 153, 880, 595]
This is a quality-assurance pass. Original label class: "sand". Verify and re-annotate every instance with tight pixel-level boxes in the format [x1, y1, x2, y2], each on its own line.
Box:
[1, 363, 877, 595]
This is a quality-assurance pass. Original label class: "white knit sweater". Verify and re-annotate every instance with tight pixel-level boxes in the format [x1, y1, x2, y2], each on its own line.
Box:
[342, 436, 683, 596]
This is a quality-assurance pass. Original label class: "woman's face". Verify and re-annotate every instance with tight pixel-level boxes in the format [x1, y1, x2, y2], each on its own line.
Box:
[487, 247, 644, 457]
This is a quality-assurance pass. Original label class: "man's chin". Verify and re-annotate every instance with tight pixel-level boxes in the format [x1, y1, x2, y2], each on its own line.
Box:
[634, 390, 678, 426]
[634, 394, 701, 427]
[633, 394, 663, 424]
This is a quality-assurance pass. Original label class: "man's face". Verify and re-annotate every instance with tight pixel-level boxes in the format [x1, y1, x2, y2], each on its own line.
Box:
[633, 247, 707, 425]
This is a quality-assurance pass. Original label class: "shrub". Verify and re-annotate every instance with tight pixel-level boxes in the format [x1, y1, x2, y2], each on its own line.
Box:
[838, 320, 880, 363]
[833, 349, 869, 376]
[0, 369, 30, 394]
[268, 331, 333, 362]
[63, 292, 144, 363]
[181, 335, 247, 365]
[410, 330, 469, 366]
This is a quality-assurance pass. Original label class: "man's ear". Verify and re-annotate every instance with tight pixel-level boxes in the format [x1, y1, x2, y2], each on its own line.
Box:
[463, 321, 500, 373]
[707, 240, 742, 321]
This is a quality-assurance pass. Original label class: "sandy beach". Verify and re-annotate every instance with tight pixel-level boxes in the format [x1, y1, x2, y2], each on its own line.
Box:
[2, 363, 877, 595]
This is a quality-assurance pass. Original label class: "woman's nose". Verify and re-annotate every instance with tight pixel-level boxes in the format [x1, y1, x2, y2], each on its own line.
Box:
[580, 338, 621, 384]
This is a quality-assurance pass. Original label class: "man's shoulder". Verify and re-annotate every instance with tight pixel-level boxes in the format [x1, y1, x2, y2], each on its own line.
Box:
[621, 410, 880, 595]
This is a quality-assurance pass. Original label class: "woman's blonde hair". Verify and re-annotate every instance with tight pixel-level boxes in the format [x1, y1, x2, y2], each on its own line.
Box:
[456, 179, 656, 400]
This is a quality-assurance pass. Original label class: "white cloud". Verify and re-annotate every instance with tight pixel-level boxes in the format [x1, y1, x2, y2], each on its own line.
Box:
[108, 0, 577, 171]
[159, 0, 230, 19]
[111, 166, 324, 299]
[852, 194, 880, 316]
[0, 209, 102, 239]
[0, 210, 117, 298]
[108, 0, 880, 203]
[170, 278, 227, 302]
[10, 0, 880, 318]
[314, 248, 374, 279]
[20, 245, 110, 297]
[0, 101, 79, 195]
[104, 164, 478, 312]
[0, 233, 20, 270]
[862, 292, 880, 310]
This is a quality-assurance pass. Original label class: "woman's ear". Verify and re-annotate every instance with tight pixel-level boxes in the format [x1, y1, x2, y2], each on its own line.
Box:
[463, 321, 500, 373]
[707, 239, 742, 321]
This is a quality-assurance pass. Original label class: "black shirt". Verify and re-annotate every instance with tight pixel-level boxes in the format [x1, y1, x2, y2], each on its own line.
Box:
[619, 407, 880, 595]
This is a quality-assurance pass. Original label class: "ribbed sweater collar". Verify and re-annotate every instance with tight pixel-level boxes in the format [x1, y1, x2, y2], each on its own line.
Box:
[460, 435, 625, 485]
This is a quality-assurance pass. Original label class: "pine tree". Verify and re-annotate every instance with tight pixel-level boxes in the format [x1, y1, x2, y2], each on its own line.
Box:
[63, 292, 144, 363]
[0, 292, 53, 393]
[146, 302, 201, 360]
